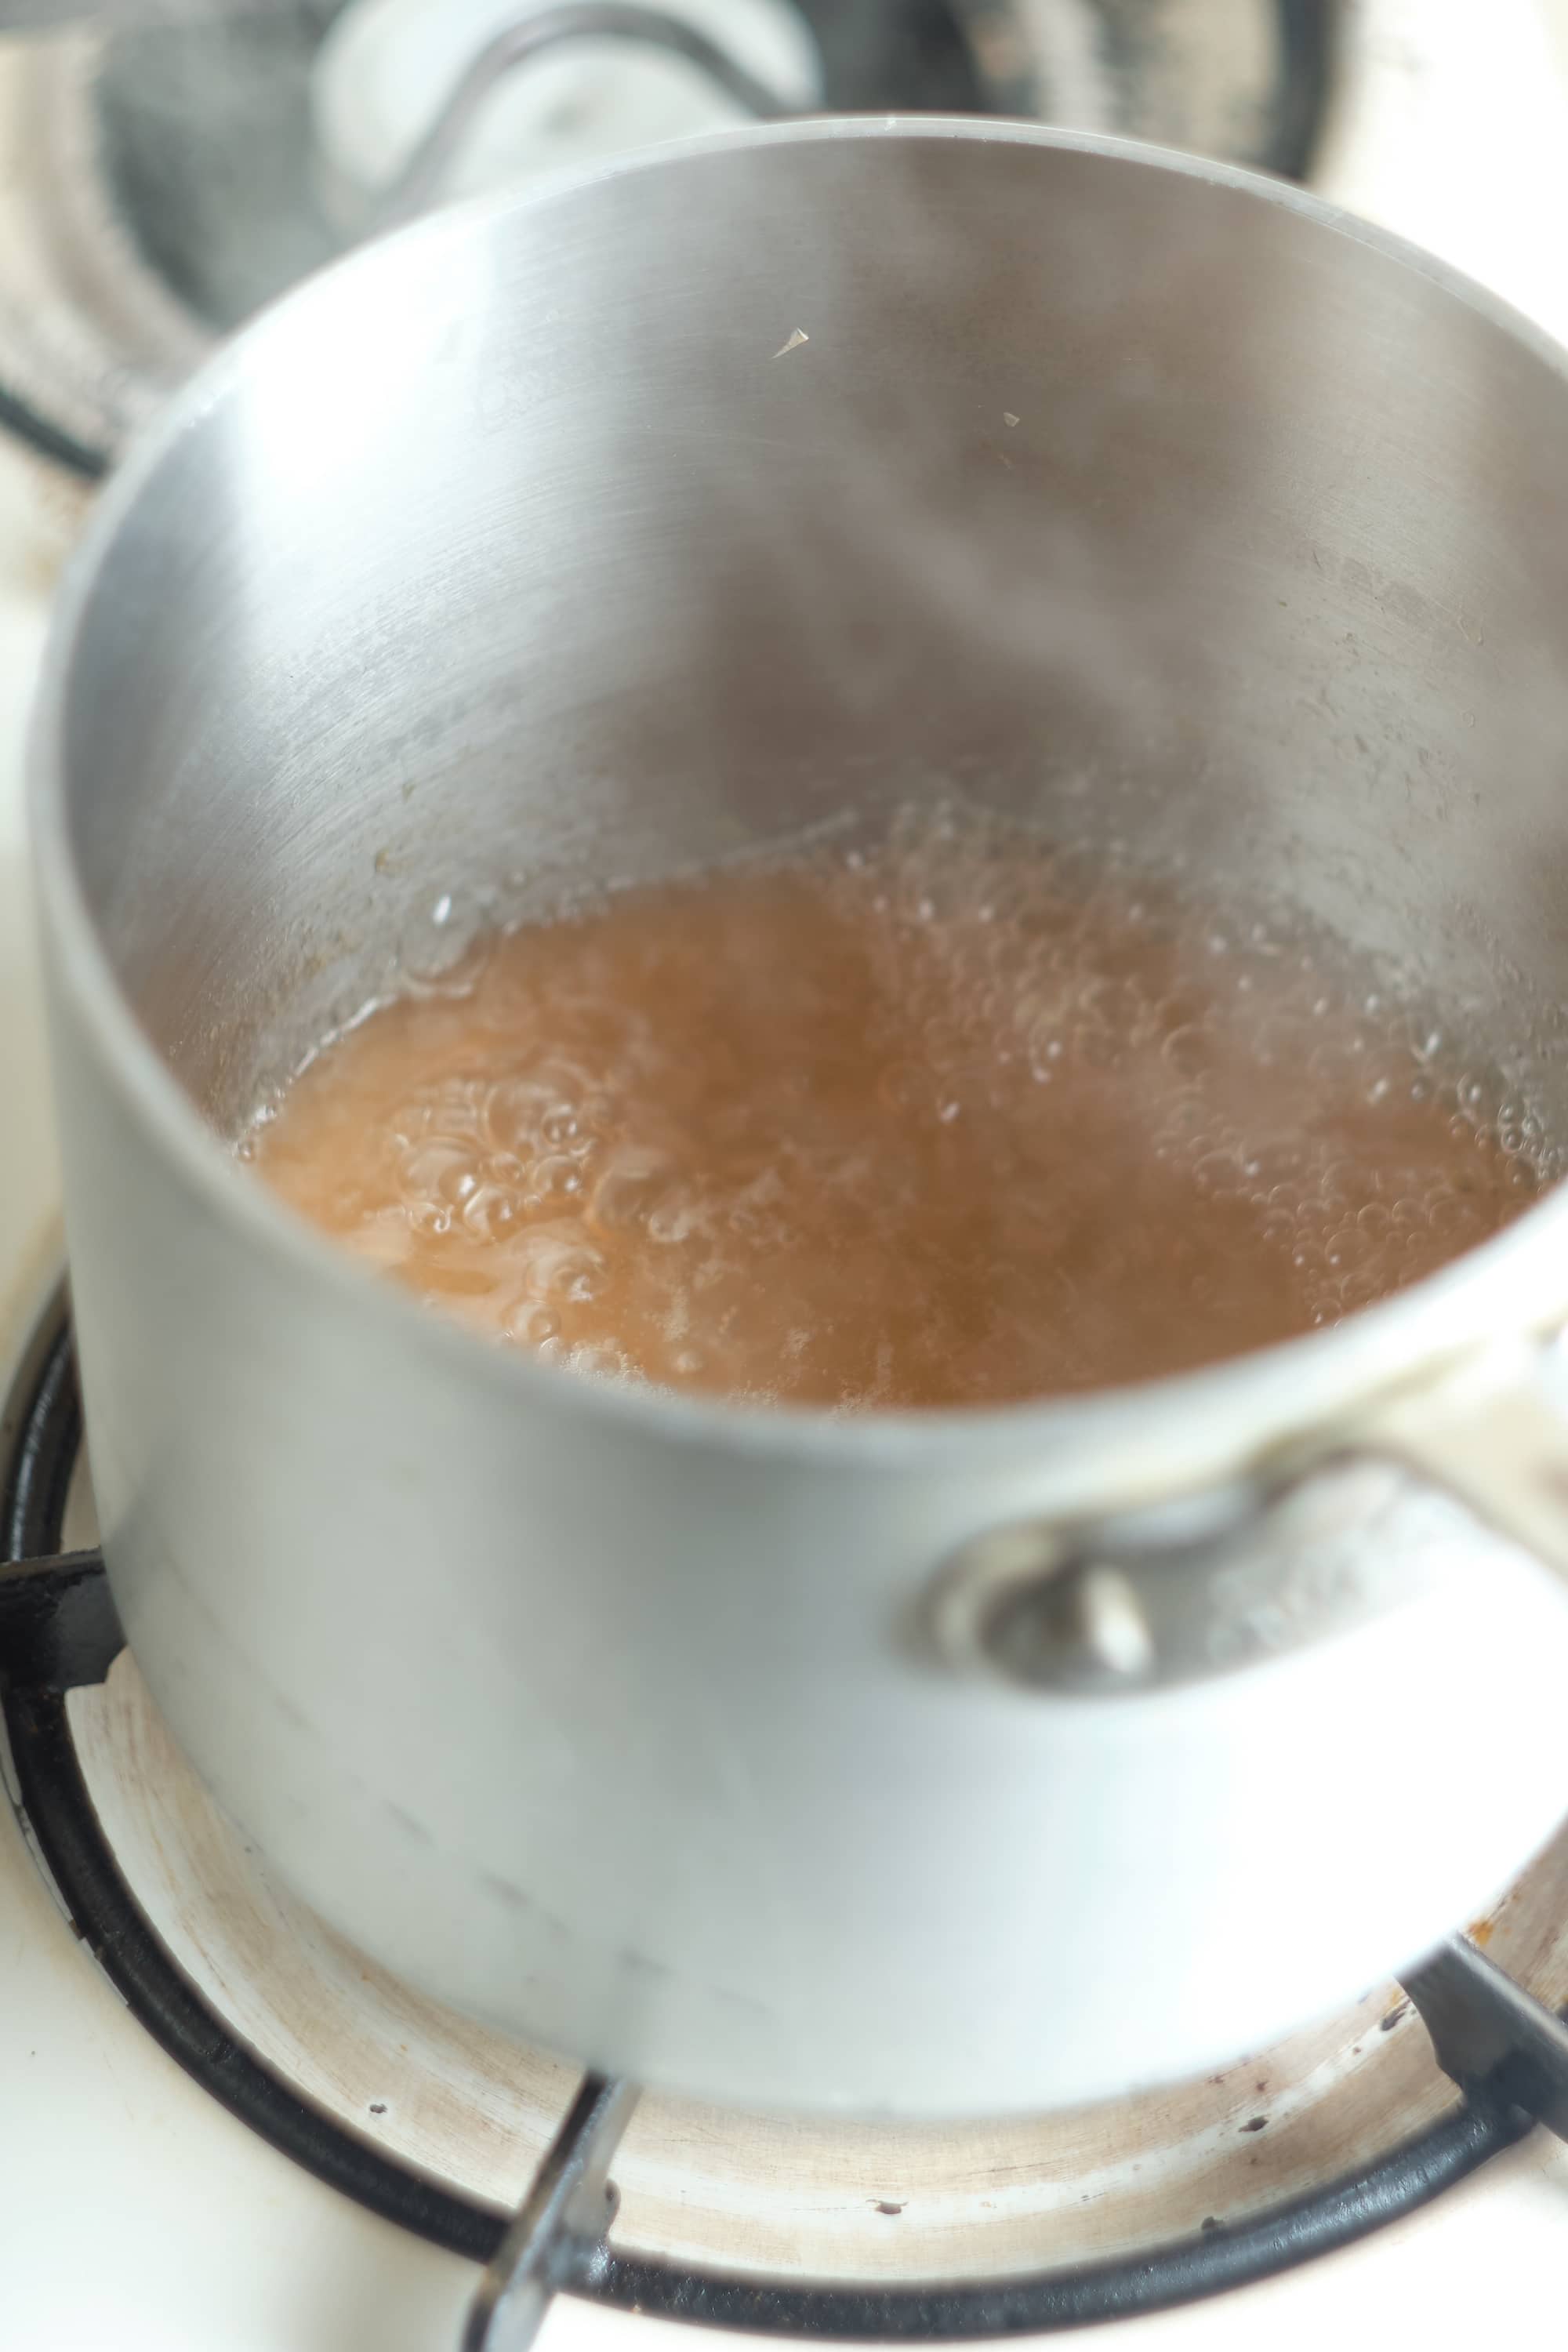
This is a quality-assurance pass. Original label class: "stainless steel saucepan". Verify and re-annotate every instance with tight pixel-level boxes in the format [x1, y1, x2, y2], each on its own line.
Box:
[31, 120, 1568, 2118]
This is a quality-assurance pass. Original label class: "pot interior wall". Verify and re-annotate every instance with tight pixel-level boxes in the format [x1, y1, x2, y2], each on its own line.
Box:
[54, 131, 1568, 1134]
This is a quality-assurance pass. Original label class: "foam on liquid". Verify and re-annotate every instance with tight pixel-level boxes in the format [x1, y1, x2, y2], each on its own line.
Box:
[246, 813, 1553, 1408]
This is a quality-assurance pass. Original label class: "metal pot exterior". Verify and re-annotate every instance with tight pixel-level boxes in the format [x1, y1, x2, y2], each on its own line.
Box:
[33, 123, 1568, 2114]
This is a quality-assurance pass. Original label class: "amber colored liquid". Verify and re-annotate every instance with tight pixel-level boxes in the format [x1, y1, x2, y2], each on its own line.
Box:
[248, 818, 1549, 1408]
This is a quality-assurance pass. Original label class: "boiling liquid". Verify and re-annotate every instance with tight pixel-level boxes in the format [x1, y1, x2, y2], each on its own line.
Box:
[247, 819, 1552, 1407]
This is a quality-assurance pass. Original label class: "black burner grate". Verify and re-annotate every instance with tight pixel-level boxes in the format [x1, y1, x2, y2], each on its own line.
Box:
[0, 1309, 1541, 2337]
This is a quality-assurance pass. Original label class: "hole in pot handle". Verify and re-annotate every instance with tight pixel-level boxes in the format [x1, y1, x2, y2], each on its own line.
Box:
[1338, 1338, 1568, 1585]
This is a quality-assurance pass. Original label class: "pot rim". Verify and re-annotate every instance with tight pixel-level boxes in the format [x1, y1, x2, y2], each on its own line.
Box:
[31, 114, 1568, 1493]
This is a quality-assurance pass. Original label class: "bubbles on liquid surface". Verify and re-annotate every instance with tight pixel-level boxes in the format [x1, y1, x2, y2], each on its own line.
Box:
[245, 806, 1558, 1409]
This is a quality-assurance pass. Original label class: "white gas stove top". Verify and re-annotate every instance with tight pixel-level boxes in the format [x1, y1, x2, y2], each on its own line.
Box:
[7, 5, 1568, 2347]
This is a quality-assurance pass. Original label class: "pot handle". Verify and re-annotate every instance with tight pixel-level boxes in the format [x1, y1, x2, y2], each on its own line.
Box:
[927, 1337, 1568, 1699]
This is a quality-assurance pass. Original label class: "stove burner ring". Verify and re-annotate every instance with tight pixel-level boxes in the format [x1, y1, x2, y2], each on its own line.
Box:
[0, 1308, 1536, 2336]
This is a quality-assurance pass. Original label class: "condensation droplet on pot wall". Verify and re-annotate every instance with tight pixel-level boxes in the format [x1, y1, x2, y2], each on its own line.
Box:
[397, 889, 487, 990]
